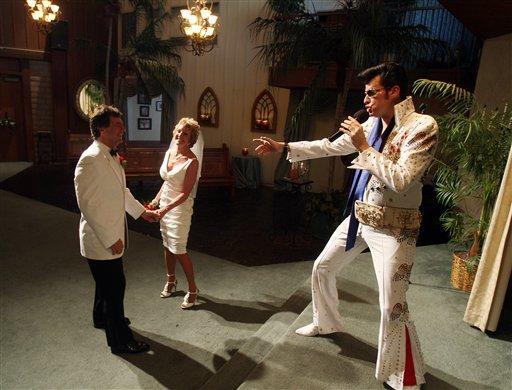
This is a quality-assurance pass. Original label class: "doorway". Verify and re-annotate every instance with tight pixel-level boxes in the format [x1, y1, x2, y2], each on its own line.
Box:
[0, 74, 27, 161]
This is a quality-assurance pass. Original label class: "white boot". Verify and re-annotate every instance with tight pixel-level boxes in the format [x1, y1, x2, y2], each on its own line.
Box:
[295, 323, 319, 337]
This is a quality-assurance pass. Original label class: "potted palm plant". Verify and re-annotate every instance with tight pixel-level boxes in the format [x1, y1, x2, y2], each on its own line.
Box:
[413, 79, 512, 291]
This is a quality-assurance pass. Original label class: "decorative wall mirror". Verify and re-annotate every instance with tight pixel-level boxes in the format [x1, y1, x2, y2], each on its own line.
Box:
[251, 89, 277, 133]
[75, 79, 106, 120]
[197, 87, 219, 127]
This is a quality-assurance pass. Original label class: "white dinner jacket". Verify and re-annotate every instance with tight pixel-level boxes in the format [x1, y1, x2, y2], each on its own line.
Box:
[74, 140, 146, 260]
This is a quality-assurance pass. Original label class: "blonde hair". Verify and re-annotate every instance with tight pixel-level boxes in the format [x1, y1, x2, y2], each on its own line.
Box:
[173, 117, 200, 147]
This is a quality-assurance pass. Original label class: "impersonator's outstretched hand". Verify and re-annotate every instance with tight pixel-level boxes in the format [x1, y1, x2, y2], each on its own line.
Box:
[253, 136, 284, 155]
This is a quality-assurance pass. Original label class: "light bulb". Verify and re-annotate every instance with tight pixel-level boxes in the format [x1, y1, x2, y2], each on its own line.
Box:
[26, 0, 37, 8]
[184, 26, 193, 36]
[48, 12, 56, 21]
[36, 3, 43, 11]
[42, 0, 51, 7]
[199, 28, 207, 38]
[208, 15, 218, 25]
[44, 14, 52, 22]
[191, 24, 201, 35]
[205, 27, 215, 37]
[180, 9, 191, 19]
[50, 4, 59, 12]
[188, 15, 198, 24]
[200, 9, 211, 19]
[31, 11, 41, 20]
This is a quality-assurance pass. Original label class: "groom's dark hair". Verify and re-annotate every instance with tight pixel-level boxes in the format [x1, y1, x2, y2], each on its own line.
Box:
[90, 105, 123, 139]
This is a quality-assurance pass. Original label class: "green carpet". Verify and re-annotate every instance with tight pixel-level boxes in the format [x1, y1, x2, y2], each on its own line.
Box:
[0, 190, 312, 389]
[0, 189, 510, 389]
[240, 246, 511, 389]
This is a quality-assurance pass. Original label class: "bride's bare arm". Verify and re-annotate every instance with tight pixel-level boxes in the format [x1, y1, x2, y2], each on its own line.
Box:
[148, 182, 165, 209]
[157, 160, 199, 217]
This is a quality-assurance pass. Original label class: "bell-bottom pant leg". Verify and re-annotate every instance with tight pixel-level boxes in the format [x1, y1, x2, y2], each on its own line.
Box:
[362, 227, 426, 390]
[312, 216, 368, 334]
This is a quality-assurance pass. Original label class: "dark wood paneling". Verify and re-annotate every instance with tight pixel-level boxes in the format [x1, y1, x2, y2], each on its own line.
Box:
[0, 0, 47, 50]
[0, 1, 16, 48]
[0, 47, 48, 61]
[13, 2, 28, 48]
[21, 60, 35, 161]
[0, 58, 34, 161]
[62, 0, 116, 136]
[50, 49, 69, 161]
[0, 0, 117, 162]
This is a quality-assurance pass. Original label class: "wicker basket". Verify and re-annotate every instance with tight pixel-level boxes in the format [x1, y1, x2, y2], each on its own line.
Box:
[450, 251, 477, 292]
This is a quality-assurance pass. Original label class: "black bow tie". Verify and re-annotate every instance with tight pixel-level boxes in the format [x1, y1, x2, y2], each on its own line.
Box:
[109, 149, 118, 156]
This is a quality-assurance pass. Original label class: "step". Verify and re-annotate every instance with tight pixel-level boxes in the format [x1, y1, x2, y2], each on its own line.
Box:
[238, 301, 381, 390]
[200, 279, 311, 390]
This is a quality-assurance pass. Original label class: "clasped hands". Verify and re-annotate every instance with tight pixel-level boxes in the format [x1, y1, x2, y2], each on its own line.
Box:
[109, 202, 167, 255]
[144, 200, 170, 221]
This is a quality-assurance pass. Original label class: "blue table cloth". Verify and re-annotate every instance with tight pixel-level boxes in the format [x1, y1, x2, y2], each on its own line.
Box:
[232, 155, 261, 189]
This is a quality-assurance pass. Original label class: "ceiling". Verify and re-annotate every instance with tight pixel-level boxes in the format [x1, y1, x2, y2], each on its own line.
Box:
[438, 0, 512, 40]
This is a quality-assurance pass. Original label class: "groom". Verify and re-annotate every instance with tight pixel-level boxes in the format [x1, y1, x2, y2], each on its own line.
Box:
[74, 105, 159, 354]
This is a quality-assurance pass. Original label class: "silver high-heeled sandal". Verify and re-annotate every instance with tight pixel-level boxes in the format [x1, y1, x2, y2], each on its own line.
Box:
[160, 274, 178, 298]
[180, 289, 199, 309]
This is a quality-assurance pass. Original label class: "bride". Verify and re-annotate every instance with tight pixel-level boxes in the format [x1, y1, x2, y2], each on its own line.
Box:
[148, 117, 204, 309]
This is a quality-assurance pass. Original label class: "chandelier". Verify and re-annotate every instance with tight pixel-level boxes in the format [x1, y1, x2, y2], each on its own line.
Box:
[179, 0, 219, 56]
[25, 0, 61, 34]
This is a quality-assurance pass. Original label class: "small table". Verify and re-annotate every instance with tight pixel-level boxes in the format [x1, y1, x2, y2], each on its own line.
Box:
[279, 177, 313, 193]
[231, 155, 261, 189]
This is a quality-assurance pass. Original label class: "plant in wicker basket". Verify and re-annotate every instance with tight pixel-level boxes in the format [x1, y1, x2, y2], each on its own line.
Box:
[413, 79, 512, 291]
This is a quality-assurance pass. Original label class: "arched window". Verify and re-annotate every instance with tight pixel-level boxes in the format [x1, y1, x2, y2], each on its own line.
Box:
[197, 87, 219, 128]
[251, 89, 277, 133]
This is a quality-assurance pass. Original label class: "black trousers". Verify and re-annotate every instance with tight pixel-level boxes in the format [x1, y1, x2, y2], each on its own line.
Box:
[87, 258, 133, 347]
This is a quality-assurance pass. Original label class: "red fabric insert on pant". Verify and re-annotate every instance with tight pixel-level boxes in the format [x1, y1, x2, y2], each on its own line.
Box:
[404, 325, 417, 386]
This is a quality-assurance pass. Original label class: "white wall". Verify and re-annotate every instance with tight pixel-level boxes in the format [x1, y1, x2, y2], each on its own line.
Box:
[120, 0, 348, 192]
[464, 33, 512, 219]
[159, 0, 289, 186]
[474, 33, 512, 109]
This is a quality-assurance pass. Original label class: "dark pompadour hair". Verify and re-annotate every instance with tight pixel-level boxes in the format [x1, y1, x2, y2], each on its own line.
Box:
[89, 105, 123, 139]
[357, 62, 409, 100]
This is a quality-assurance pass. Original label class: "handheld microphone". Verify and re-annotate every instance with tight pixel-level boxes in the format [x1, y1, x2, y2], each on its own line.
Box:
[328, 109, 369, 142]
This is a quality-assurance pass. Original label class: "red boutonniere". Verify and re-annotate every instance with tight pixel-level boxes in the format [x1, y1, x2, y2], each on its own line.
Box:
[118, 152, 128, 168]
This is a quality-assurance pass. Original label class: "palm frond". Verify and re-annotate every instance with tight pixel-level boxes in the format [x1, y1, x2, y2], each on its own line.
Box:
[412, 79, 475, 114]
[135, 58, 185, 98]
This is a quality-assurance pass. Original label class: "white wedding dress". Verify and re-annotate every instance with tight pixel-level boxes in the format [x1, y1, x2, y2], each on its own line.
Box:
[158, 151, 196, 254]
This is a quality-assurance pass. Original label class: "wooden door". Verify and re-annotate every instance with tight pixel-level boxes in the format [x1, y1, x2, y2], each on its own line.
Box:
[0, 74, 26, 161]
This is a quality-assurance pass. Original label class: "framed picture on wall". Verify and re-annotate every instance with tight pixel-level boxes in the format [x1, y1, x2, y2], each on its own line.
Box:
[137, 93, 150, 104]
[137, 118, 152, 130]
[155, 100, 162, 111]
[139, 105, 150, 117]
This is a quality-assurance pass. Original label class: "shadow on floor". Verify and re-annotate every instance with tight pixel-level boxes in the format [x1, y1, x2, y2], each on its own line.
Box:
[191, 294, 278, 325]
[326, 333, 501, 390]
[119, 330, 218, 390]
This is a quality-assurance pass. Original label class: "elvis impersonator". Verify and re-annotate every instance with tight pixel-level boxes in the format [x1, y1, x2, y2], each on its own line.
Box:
[254, 62, 438, 390]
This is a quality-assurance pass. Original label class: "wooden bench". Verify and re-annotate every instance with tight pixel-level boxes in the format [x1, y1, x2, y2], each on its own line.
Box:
[68, 135, 234, 195]
[199, 143, 235, 196]
[67, 133, 92, 163]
